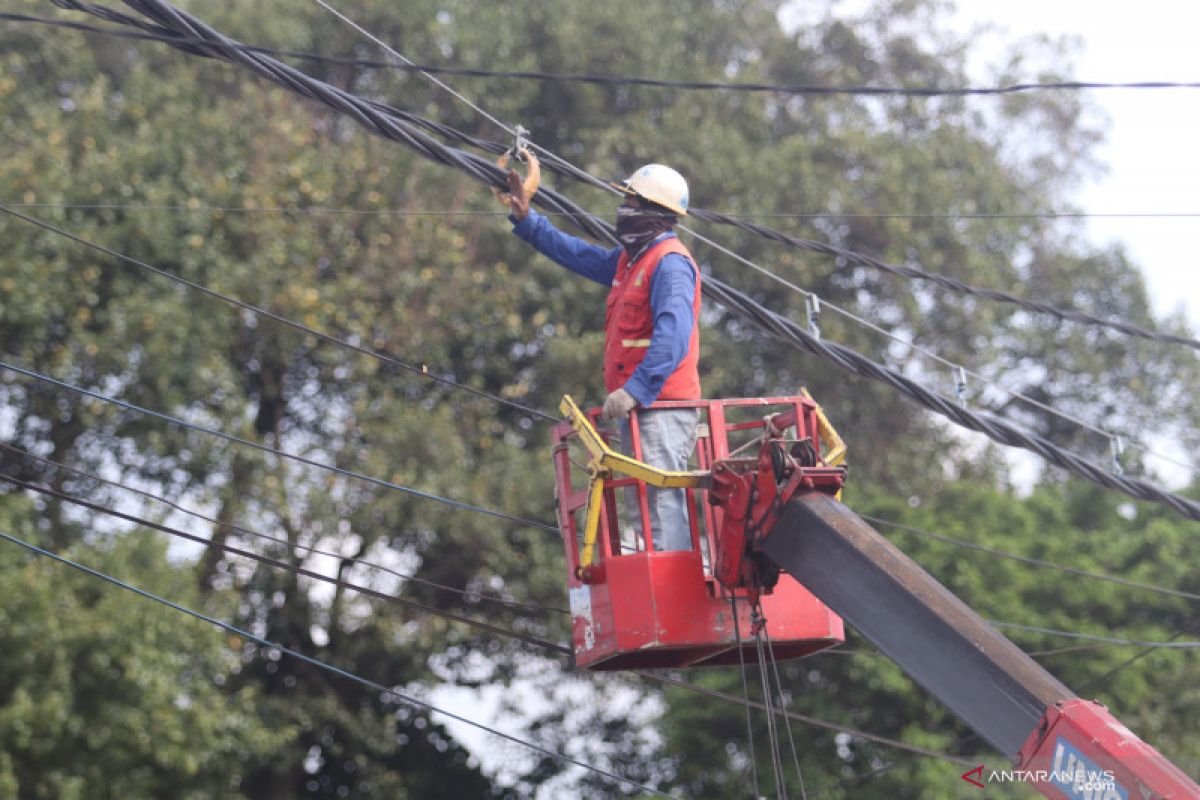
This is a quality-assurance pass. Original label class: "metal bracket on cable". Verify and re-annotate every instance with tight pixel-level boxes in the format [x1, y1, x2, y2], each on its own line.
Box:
[805, 294, 821, 339]
[511, 124, 530, 160]
[955, 366, 968, 406]
[1110, 436, 1125, 477]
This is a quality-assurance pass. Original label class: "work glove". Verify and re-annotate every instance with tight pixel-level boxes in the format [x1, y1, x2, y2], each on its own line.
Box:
[602, 388, 639, 421]
[505, 169, 531, 221]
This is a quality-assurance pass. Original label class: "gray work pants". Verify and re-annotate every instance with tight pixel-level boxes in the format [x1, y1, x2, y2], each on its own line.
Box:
[617, 408, 700, 552]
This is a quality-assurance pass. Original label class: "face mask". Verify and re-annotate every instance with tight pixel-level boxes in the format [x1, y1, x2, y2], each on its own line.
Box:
[615, 204, 676, 256]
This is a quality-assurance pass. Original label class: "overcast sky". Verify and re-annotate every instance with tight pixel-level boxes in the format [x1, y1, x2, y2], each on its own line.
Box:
[951, 0, 1200, 330]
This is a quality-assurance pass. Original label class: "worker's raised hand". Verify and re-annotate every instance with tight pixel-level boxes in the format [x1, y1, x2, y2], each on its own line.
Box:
[506, 169, 530, 221]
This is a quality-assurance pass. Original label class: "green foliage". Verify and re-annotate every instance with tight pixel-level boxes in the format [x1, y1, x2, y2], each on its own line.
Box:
[0, 511, 276, 798]
[0, 0, 1196, 796]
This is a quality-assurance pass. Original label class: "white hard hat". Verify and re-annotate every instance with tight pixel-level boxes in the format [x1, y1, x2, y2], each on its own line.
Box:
[611, 164, 689, 216]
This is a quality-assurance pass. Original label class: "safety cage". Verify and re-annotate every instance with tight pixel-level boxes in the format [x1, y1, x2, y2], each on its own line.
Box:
[551, 396, 845, 671]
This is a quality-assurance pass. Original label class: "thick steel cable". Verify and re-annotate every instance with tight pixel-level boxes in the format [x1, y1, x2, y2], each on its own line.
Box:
[41, 3, 1200, 352]
[0, 359, 559, 532]
[683, 207, 1200, 351]
[635, 670, 974, 766]
[730, 597, 763, 800]
[0, 203, 557, 422]
[755, 630, 788, 799]
[700, 279, 1200, 522]
[0, 528, 665, 797]
[677, 224, 1199, 479]
[0, 472, 571, 655]
[312, 0, 1200, 359]
[52, 0, 1199, 461]
[4, 197, 1192, 482]
[765, 631, 808, 800]
[0, 441, 567, 616]
[12, 12, 1200, 97]
[48, 2, 1200, 520]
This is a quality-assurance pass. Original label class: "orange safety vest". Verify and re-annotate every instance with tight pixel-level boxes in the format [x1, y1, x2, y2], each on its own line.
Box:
[603, 236, 701, 400]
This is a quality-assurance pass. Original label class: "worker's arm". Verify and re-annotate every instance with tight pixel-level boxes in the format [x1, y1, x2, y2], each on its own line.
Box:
[510, 209, 621, 287]
[622, 254, 696, 407]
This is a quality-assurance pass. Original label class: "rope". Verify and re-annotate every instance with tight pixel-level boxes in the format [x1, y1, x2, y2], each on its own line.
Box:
[0, 527, 666, 797]
[0, 359, 559, 532]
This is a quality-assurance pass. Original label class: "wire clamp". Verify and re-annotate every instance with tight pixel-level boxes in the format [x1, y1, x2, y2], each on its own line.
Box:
[805, 294, 821, 339]
[955, 366, 968, 406]
[510, 124, 530, 160]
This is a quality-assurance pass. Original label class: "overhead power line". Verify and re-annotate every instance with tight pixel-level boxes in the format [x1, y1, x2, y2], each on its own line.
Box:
[0, 471, 570, 655]
[10, 197, 1192, 484]
[988, 620, 1200, 649]
[10, 11, 1200, 97]
[0, 527, 664, 797]
[49, 1, 1200, 353]
[0, 203, 556, 422]
[43, 0, 1200, 522]
[0, 457, 990, 767]
[16, 201, 1200, 220]
[861, 514, 1200, 604]
[0, 441, 566, 617]
[0, 359, 558, 532]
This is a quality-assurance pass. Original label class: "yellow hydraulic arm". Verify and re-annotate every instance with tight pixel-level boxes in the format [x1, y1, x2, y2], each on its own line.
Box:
[559, 395, 708, 572]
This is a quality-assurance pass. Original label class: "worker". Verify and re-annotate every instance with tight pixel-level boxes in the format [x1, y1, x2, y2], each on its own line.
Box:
[505, 163, 701, 552]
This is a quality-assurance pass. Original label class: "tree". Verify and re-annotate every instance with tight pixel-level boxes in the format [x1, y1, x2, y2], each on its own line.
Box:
[1, 0, 1196, 796]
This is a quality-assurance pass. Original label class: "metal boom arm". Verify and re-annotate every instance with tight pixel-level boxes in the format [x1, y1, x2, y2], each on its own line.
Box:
[764, 493, 1199, 799]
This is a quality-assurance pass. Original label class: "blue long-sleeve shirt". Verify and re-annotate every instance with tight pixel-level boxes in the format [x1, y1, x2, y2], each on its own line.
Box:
[511, 209, 696, 407]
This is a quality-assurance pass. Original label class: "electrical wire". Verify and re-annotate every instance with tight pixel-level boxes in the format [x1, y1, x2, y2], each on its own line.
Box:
[11, 12, 1200, 98]
[987, 620, 1200, 649]
[0, 526, 666, 797]
[0, 471, 571, 655]
[40, 2, 1200, 354]
[676, 223, 1199, 479]
[103, 0, 1200, 519]
[0, 203, 557, 423]
[0, 359, 559, 532]
[860, 514, 1200, 604]
[635, 670, 974, 766]
[13, 202, 1200, 221]
[0, 440, 567, 616]
[7, 199, 1193, 481]
[0, 453, 982, 768]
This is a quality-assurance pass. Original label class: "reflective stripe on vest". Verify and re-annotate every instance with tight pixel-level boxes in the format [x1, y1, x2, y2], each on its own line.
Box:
[603, 236, 702, 400]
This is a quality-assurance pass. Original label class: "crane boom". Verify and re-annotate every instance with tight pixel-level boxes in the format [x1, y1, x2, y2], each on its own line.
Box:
[764, 492, 1199, 799]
